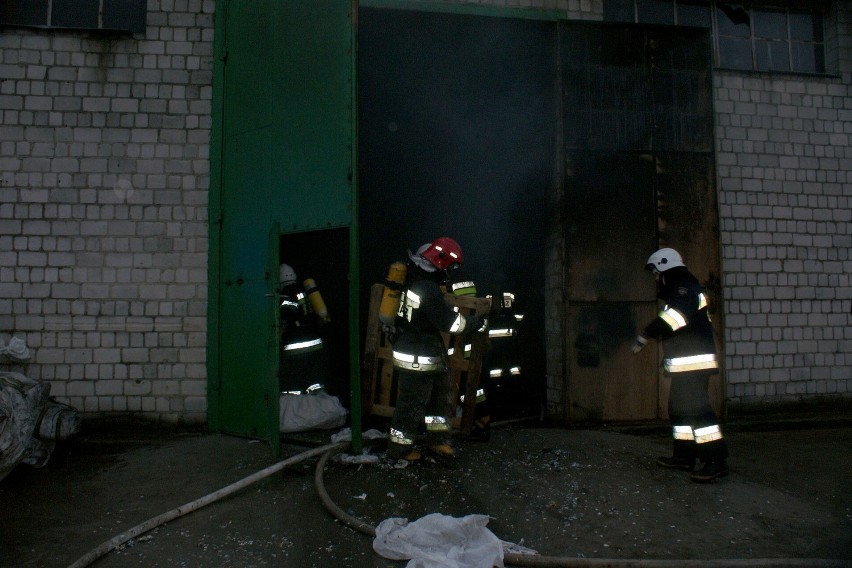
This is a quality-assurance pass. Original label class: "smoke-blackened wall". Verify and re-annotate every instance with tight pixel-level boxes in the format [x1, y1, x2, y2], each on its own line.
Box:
[358, 8, 558, 398]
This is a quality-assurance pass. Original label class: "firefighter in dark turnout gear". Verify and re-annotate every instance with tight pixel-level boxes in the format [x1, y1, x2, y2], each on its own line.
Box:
[632, 248, 729, 482]
[387, 237, 481, 462]
[448, 271, 491, 442]
[483, 291, 525, 421]
[278, 263, 330, 394]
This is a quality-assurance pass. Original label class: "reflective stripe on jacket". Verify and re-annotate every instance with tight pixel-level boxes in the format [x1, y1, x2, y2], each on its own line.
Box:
[643, 276, 718, 375]
[392, 274, 469, 373]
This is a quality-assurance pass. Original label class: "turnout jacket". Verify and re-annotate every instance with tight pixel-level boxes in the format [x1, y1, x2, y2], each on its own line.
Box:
[642, 267, 718, 375]
[392, 266, 472, 373]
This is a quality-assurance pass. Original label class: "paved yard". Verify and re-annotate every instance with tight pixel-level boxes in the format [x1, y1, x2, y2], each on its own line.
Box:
[1, 417, 849, 568]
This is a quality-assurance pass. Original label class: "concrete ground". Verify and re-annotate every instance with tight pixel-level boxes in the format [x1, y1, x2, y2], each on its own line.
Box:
[1, 409, 850, 568]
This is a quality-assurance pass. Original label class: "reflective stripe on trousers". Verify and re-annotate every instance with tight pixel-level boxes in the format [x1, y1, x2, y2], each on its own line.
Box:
[390, 427, 414, 447]
[664, 353, 718, 373]
[425, 415, 450, 432]
[672, 424, 723, 444]
[390, 417, 449, 447]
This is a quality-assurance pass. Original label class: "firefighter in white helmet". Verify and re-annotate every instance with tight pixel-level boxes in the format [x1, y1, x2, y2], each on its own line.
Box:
[387, 237, 484, 462]
[632, 248, 729, 482]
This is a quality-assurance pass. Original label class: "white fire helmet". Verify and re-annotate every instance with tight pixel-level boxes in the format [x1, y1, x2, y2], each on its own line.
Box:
[645, 248, 684, 273]
[279, 263, 297, 286]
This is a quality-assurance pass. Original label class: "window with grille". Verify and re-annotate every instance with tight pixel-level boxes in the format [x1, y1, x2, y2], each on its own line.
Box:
[0, 0, 146, 34]
[604, 0, 826, 74]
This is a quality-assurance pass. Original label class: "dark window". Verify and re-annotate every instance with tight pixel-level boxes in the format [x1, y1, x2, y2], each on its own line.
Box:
[790, 10, 822, 42]
[718, 36, 752, 70]
[753, 9, 789, 71]
[0, 0, 146, 33]
[604, 1, 826, 74]
[716, 3, 750, 36]
[789, 10, 824, 74]
[716, 4, 825, 73]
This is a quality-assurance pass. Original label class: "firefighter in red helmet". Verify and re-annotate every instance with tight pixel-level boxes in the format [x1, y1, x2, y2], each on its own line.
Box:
[387, 237, 483, 462]
[632, 248, 729, 482]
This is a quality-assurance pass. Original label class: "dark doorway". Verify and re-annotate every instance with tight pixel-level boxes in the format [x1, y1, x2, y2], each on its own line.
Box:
[279, 228, 351, 407]
[358, 7, 558, 418]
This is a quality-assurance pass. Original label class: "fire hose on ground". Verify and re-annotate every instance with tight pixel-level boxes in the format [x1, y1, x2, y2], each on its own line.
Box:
[67, 432, 845, 568]
[65, 441, 348, 568]
[312, 444, 845, 568]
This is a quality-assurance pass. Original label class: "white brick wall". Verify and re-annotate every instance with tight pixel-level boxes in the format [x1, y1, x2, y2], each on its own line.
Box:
[714, 67, 852, 406]
[0, 0, 215, 424]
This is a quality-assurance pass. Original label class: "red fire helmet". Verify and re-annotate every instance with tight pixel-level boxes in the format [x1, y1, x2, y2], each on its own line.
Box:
[420, 237, 464, 271]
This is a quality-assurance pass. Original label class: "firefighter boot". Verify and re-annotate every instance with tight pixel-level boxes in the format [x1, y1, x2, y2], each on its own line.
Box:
[387, 444, 421, 462]
[401, 449, 422, 462]
[656, 456, 695, 471]
[427, 444, 455, 458]
[691, 461, 729, 483]
[388, 449, 421, 462]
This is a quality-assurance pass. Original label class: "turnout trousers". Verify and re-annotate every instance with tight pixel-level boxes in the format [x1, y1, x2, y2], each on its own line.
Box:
[387, 368, 453, 458]
[668, 372, 728, 464]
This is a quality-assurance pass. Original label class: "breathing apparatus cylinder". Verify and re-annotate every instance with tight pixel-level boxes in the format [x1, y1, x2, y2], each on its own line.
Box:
[302, 278, 330, 323]
[379, 262, 407, 327]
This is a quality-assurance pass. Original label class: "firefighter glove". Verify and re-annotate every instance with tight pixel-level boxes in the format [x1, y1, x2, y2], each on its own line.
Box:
[631, 334, 649, 354]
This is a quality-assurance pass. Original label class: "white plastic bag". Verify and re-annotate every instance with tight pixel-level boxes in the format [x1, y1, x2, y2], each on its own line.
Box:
[330, 427, 387, 443]
[279, 390, 347, 433]
[373, 513, 504, 568]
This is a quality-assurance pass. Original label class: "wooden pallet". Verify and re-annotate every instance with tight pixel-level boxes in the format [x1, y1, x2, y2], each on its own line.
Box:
[362, 283, 492, 435]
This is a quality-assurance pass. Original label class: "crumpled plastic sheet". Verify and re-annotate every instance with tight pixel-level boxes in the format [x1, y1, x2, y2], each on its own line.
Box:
[279, 390, 348, 433]
[0, 372, 50, 477]
[329, 429, 388, 465]
[0, 337, 31, 362]
[500, 540, 538, 556]
[330, 427, 387, 443]
[333, 448, 381, 465]
[373, 513, 504, 568]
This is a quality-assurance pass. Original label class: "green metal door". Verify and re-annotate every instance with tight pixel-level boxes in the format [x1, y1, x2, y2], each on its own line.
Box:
[209, 0, 356, 449]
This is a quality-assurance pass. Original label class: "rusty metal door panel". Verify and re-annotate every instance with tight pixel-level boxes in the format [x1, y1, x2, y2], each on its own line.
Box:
[568, 304, 659, 421]
[560, 22, 720, 422]
[654, 153, 719, 280]
[564, 151, 657, 303]
[648, 28, 714, 153]
[561, 25, 653, 152]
